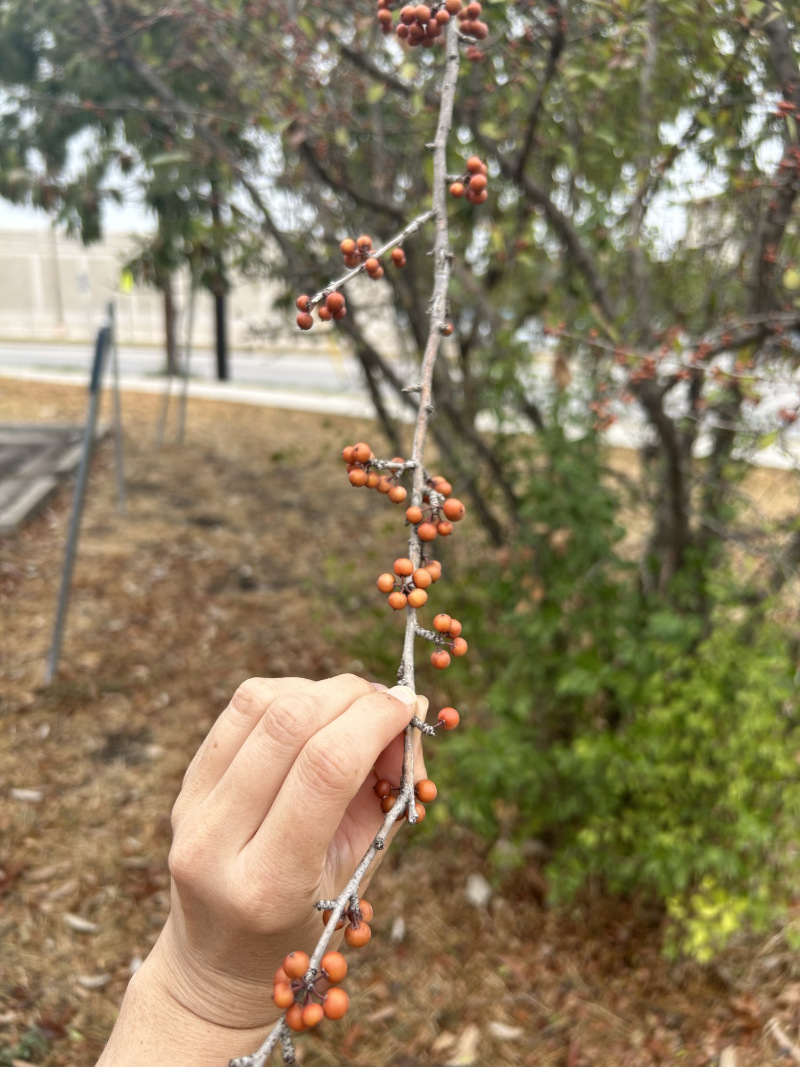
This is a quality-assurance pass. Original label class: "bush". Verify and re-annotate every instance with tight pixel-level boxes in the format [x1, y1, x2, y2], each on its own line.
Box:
[439, 428, 800, 958]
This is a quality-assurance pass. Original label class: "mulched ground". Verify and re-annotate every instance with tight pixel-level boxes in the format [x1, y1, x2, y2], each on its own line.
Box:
[2, 377, 800, 1067]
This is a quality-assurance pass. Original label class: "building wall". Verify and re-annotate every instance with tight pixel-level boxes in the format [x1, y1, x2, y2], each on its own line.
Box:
[0, 228, 298, 349]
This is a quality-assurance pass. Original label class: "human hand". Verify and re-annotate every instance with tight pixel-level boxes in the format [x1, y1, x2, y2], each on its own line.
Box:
[118, 674, 427, 1051]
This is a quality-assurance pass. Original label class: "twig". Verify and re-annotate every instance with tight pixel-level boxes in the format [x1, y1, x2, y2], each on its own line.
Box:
[765, 1018, 800, 1065]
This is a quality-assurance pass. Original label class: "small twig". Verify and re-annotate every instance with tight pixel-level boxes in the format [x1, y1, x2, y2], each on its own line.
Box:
[765, 1018, 800, 1064]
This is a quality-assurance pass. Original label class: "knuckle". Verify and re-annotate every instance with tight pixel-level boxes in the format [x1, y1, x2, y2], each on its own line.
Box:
[168, 834, 203, 887]
[298, 734, 356, 796]
[229, 677, 274, 722]
[259, 690, 317, 750]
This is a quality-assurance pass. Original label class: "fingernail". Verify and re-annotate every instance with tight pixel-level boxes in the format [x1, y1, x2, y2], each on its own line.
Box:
[370, 682, 390, 692]
[388, 684, 417, 705]
[415, 695, 430, 720]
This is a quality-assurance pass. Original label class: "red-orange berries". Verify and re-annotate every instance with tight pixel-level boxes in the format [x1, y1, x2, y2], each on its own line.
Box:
[405, 504, 424, 524]
[441, 321, 454, 336]
[388, 590, 408, 610]
[364, 256, 381, 276]
[431, 649, 451, 669]
[393, 557, 414, 576]
[373, 778, 394, 798]
[430, 476, 453, 497]
[447, 617, 462, 637]
[469, 173, 487, 194]
[366, 470, 381, 489]
[352, 441, 372, 463]
[425, 559, 443, 581]
[321, 909, 346, 930]
[283, 951, 310, 980]
[407, 587, 428, 608]
[359, 899, 375, 922]
[273, 982, 295, 1010]
[417, 521, 438, 542]
[286, 1003, 308, 1032]
[297, 311, 313, 330]
[443, 497, 465, 521]
[449, 181, 465, 198]
[466, 155, 483, 174]
[415, 778, 438, 803]
[356, 234, 373, 251]
[326, 291, 346, 313]
[377, 475, 393, 493]
[321, 951, 348, 984]
[451, 636, 469, 657]
[323, 987, 350, 1020]
[380, 793, 395, 813]
[412, 566, 432, 589]
[342, 445, 355, 464]
[445, 0, 462, 11]
[340, 237, 356, 257]
[302, 1002, 325, 1028]
[438, 706, 460, 729]
[296, 294, 310, 311]
[349, 468, 369, 487]
[345, 920, 372, 948]
[388, 485, 408, 503]
[437, 520, 454, 536]
[376, 572, 396, 593]
[433, 613, 452, 632]
[318, 305, 333, 321]
[391, 247, 407, 267]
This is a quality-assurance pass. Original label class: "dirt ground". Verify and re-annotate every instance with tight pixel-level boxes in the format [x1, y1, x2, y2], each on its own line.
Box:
[2, 377, 800, 1067]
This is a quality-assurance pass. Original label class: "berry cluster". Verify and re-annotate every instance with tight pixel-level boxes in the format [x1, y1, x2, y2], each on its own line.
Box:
[272, 950, 350, 1032]
[342, 440, 409, 501]
[377, 556, 442, 610]
[320, 897, 375, 948]
[405, 474, 466, 541]
[376, 0, 488, 49]
[295, 291, 346, 331]
[429, 611, 468, 669]
[374, 776, 438, 821]
[340, 234, 407, 275]
[449, 155, 489, 205]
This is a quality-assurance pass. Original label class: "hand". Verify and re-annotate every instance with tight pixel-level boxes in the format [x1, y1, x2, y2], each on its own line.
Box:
[97, 674, 427, 1065]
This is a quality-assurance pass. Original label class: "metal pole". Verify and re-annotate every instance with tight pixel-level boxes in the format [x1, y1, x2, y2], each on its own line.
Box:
[177, 281, 196, 445]
[107, 302, 126, 513]
[45, 326, 111, 684]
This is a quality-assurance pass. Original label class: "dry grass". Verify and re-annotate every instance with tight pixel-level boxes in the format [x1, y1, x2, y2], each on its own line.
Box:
[1, 378, 799, 1067]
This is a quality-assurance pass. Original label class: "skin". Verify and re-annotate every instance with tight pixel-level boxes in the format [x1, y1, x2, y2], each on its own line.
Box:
[96, 674, 428, 1066]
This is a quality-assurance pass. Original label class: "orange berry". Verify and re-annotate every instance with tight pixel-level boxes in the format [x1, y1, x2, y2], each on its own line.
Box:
[356, 234, 373, 251]
[302, 1002, 324, 1028]
[415, 3, 431, 20]
[469, 188, 489, 205]
[358, 899, 374, 922]
[438, 706, 460, 729]
[407, 587, 428, 609]
[431, 477, 453, 497]
[365, 256, 381, 275]
[273, 966, 290, 986]
[391, 247, 406, 265]
[405, 505, 424, 524]
[466, 0, 481, 14]
[412, 567, 432, 589]
[415, 778, 438, 803]
[377, 475, 393, 493]
[366, 470, 381, 489]
[333, 305, 348, 320]
[441, 322, 454, 336]
[297, 311, 313, 330]
[296, 294, 310, 311]
[448, 617, 462, 637]
[388, 485, 408, 503]
[322, 909, 346, 930]
[449, 181, 465, 198]
[283, 951, 310, 980]
[273, 982, 295, 1010]
[433, 613, 452, 632]
[436, 7, 450, 22]
[377, 7, 393, 24]
[345, 920, 372, 948]
[344, 254, 361, 269]
[443, 498, 465, 521]
[321, 951, 348, 984]
[425, 560, 443, 581]
[431, 649, 451, 669]
[323, 987, 350, 1020]
[326, 291, 346, 313]
[376, 573, 396, 593]
[380, 793, 396, 813]
[286, 1003, 308, 1031]
[388, 591, 408, 610]
[400, 4, 416, 22]
[413, 800, 427, 822]
[341, 445, 355, 463]
[349, 468, 369, 487]
[469, 173, 487, 194]
[451, 636, 468, 657]
[393, 557, 414, 576]
[373, 778, 394, 798]
[466, 155, 483, 174]
[352, 441, 372, 463]
[340, 237, 356, 256]
[445, 0, 461, 11]
[318, 305, 333, 321]
[417, 521, 438, 542]
[437, 520, 454, 536]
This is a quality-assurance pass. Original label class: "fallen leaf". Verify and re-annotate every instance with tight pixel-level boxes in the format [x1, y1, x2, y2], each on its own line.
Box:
[76, 973, 112, 989]
[488, 1021, 524, 1040]
[63, 913, 99, 934]
[445, 1024, 480, 1067]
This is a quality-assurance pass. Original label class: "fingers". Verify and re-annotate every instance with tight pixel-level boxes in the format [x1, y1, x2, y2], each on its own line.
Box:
[200, 674, 380, 843]
[246, 686, 421, 890]
[176, 677, 315, 816]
